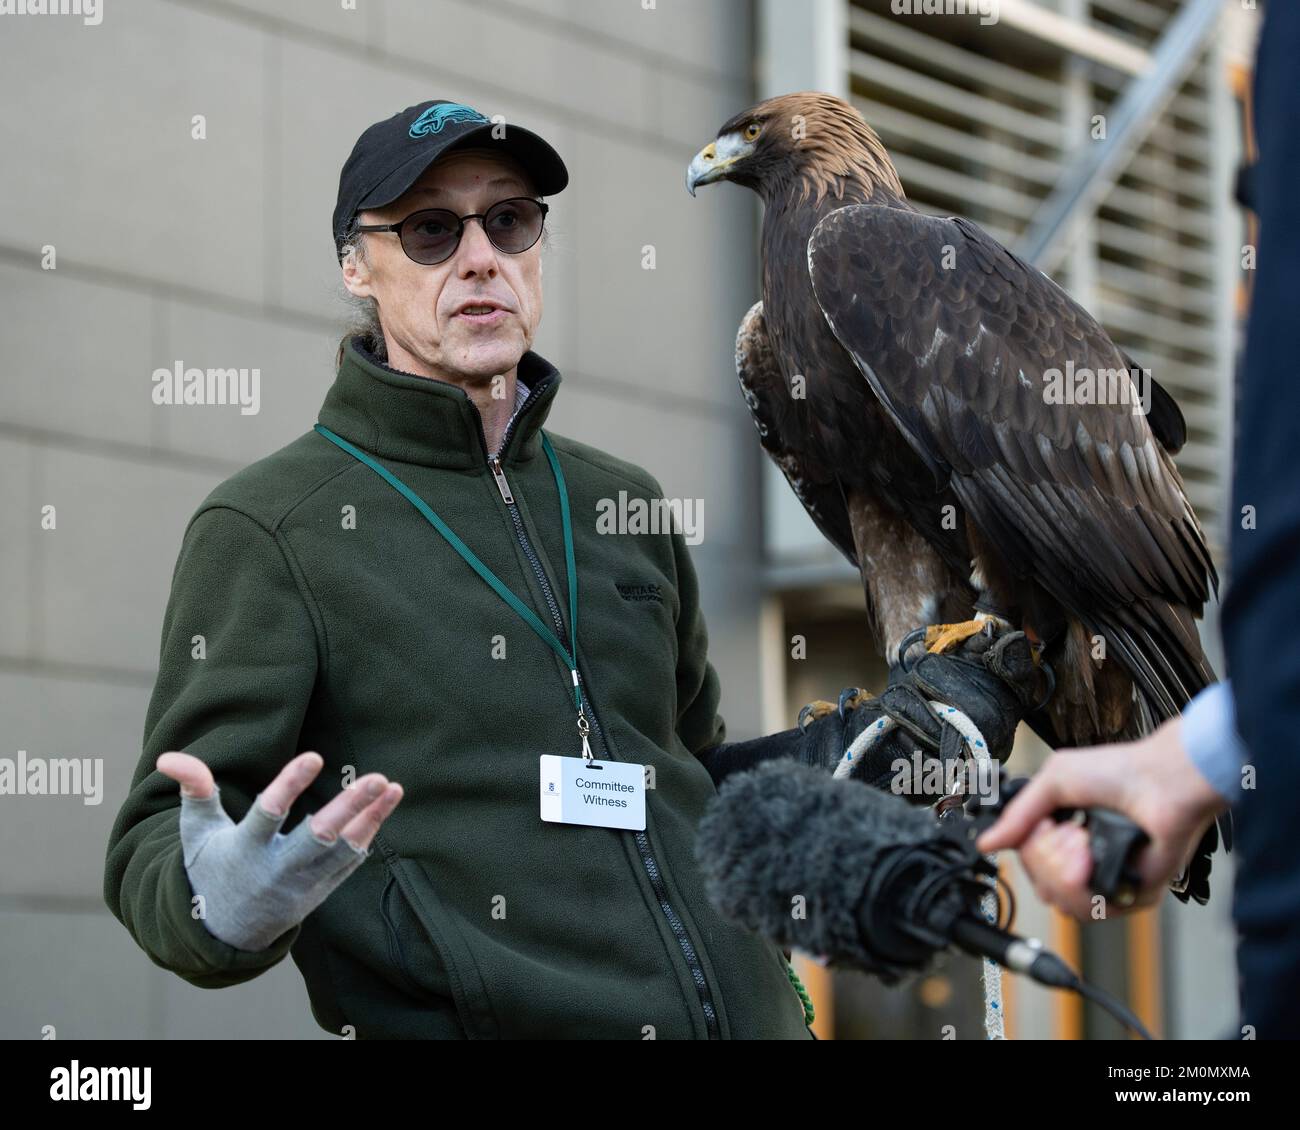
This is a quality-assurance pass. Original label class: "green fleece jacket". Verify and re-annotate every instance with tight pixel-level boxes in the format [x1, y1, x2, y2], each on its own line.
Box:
[104, 337, 812, 1040]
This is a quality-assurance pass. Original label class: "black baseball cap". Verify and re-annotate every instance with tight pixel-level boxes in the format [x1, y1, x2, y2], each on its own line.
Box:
[333, 99, 569, 258]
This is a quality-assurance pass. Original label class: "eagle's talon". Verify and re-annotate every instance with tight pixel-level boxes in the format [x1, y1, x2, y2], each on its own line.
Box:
[837, 686, 869, 719]
[1029, 658, 1056, 712]
[897, 627, 928, 671]
[798, 700, 838, 730]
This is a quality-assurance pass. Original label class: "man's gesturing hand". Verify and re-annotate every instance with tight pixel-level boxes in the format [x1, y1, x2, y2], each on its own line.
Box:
[157, 750, 404, 952]
[975, 717, 1224, 919]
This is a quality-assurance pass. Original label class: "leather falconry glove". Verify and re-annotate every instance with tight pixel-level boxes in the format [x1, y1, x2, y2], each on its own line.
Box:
[798, 627, 1046, 801]
[696, 626, 1046, 800]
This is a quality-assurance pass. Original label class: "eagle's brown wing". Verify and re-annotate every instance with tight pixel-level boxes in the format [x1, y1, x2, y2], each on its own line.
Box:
[735, 300, 859, 567]
[807, 205, 1217, 721]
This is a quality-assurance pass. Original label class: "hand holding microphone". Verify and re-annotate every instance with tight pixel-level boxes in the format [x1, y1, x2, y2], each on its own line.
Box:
[975, 715, 1226, 918]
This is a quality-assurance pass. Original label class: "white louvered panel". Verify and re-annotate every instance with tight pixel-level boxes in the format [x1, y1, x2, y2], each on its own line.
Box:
[854, 99, 1066, 187]
[1086, 0, 1224, 523]
[848, 49, 1066, 146]
[848, 6, 1064, 110]
[1103, 182, 1212, 242]
[890, 152, 1045, 226]
[1098, 260, 1217, 318]
[1093, 219, 1217, 280]
[1097, 301, 1216, 357]
[1090, 0, 1183, 41]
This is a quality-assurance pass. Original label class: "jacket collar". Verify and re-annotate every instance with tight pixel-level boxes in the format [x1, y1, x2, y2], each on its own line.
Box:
[317, 336, 563, 470]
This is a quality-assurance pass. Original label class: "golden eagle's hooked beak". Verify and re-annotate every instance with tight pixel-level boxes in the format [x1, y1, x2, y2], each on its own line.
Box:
[686, 132, 755, 196]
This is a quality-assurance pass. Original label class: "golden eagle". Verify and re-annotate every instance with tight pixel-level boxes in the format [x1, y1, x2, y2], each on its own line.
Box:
[687, 93, 1222, 899]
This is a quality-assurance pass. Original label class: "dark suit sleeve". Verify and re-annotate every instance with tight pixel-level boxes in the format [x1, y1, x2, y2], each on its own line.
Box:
[1220, 0, 1300, 1040]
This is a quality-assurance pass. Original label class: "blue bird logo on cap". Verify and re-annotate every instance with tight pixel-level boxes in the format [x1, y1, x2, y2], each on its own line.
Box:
[409, 102, 489, 138]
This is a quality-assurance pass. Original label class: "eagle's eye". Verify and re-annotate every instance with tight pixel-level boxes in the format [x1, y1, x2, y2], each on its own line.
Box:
[744, 121, 762, 141]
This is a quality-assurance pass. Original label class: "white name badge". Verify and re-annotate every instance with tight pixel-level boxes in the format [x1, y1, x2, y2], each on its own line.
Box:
[540, 755, 646, 831]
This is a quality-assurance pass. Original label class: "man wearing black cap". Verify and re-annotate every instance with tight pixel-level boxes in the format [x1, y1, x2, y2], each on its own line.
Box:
[103, 100, 1039, 1039]
[330, 101, 564, 451]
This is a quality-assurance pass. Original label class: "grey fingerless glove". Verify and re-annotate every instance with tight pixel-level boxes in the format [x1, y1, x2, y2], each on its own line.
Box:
[179, 785, 371, 952]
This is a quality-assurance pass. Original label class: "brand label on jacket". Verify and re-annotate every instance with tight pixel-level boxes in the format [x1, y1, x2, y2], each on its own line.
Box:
[540, 755, 646, 831]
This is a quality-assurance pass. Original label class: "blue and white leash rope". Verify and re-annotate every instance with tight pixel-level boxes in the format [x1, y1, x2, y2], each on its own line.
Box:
[835, 701, 1006, 1040]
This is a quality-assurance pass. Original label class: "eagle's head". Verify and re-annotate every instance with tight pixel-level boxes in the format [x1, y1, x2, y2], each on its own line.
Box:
[686, 92, 904, 207]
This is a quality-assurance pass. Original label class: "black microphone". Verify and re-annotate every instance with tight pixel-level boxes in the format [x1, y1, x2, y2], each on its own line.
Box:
[695, 759, 1075, 989]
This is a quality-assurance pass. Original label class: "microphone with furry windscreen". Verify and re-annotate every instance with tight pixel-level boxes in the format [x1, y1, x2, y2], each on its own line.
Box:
[694, 760, 1152, 1038]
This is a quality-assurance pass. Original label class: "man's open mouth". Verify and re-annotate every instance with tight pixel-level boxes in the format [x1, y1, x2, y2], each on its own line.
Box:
[455, 303, 508, 325]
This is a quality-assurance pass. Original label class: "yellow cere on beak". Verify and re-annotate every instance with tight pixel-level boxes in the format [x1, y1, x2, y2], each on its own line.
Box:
[686, 132, 755, 196]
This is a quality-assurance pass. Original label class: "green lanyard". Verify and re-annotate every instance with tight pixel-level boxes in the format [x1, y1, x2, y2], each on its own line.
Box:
[314, 423, 589, 750]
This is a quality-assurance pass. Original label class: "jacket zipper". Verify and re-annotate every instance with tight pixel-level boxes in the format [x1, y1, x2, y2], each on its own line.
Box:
[480, 386, 721, 1040]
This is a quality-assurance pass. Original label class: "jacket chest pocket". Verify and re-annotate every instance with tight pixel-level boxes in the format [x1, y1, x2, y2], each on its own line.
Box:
[595, 573, 680, 734]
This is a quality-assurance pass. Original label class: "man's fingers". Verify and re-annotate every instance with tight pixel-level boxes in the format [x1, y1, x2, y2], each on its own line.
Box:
[1018, 819, 1060, 886]
[1054, 823, 1093, 888]
[156, 751, 216, 799]
[978, 767, 1071, 852]
[1020, 819, 1094, 920]
[977, 749, 1127, 853]
[160, 751, 402, 853]
[258, 751, 327, 818]
[339, 783, 404, 852]
[308, 773, 391, 842]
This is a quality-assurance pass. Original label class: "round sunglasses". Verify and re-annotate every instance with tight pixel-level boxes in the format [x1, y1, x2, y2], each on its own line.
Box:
[356, 197, 549, 265]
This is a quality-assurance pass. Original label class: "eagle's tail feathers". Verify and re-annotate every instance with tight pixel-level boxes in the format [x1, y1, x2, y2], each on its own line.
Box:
[1098, 596, 1214, 730]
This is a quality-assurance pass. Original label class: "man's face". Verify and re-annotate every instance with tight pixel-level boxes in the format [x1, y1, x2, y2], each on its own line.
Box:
[343, 150, 544, 383]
